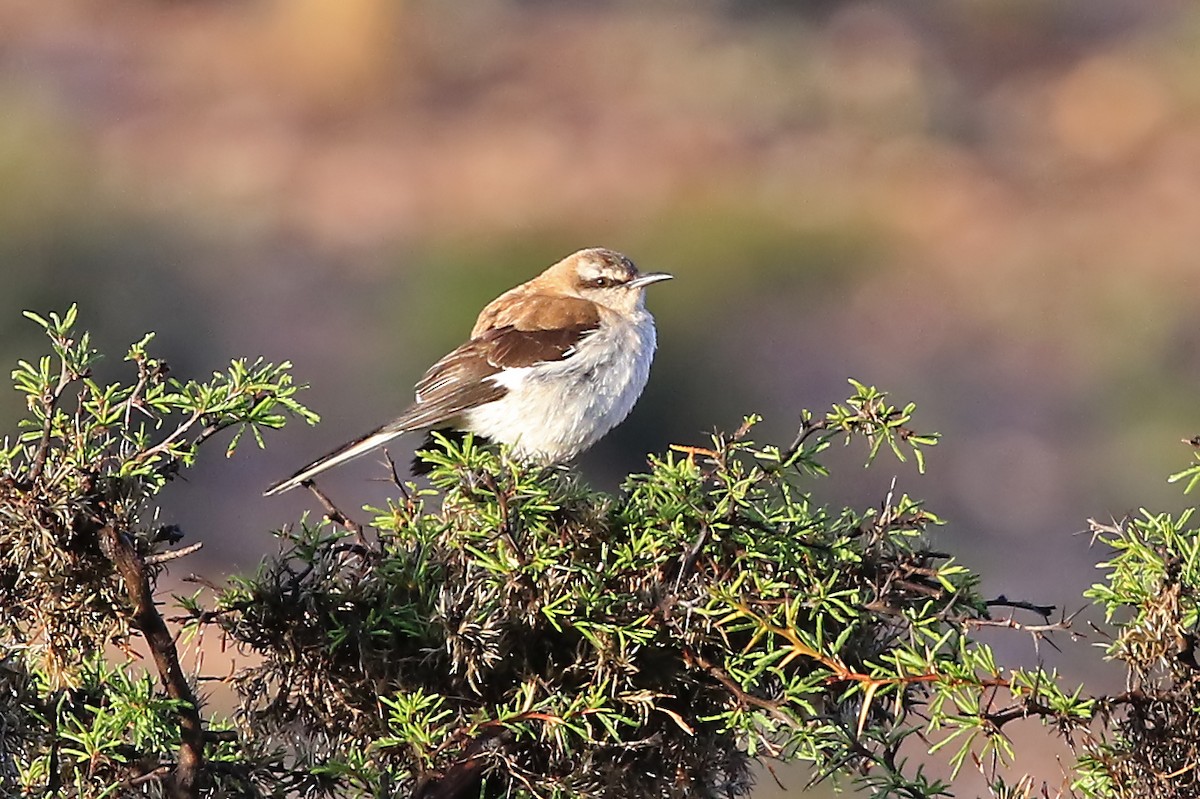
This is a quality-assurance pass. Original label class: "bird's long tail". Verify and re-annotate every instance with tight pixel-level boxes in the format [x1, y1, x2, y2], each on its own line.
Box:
[263, 422, 408, 496]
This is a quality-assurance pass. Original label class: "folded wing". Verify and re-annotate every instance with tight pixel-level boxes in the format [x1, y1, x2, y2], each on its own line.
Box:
[263, 297, 602, 495]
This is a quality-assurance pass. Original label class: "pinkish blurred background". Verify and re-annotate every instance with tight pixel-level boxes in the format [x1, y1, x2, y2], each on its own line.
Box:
[3, 1, 1200, 794]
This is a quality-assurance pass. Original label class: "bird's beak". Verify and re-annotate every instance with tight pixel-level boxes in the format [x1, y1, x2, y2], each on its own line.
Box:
[629, 272, 674, 288]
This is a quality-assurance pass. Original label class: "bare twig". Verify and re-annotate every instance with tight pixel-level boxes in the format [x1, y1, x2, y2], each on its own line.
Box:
[981, 697, 1060, 729]
[144, 542, 204, 565]
[130, 408, 205, 466]
[190, 419, 236, 450]
[27, 358, 70, 485]
[303, 480, 367, 546]
[167, 597, 255, 627]
[965, 616, 1073, 635]
[121, 366, 150, 434]
[382, 448, 413, 502]
[763, 760, 787, 791]
[781, 414, 828, 462]
[119, 765, 172, 790]
[967, 609, 1079, 657]
[97, 522, 204, 799]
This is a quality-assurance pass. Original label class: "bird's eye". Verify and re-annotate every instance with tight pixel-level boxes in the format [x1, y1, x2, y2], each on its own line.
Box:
[589, 276, 614, 289]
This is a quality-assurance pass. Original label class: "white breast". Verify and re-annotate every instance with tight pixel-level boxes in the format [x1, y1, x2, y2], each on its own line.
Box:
[462, 309, 658, 462]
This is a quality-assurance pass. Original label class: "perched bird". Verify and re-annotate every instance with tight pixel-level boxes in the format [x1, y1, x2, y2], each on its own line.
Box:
[264, 248, 672, 496]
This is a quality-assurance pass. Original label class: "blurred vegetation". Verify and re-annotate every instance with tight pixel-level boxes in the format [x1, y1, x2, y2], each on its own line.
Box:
[4, 2, 1200, 794]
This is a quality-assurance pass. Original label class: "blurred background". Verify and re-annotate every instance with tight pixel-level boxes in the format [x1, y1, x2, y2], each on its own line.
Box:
[3, 0, 1200, 794]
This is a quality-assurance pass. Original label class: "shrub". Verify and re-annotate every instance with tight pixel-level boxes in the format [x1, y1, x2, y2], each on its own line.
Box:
[1, 307, 1197, 798]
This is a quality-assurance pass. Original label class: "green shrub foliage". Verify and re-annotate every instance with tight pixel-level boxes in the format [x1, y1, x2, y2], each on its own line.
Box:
[1, 307, 1199, 798]
[204, 414, 954, 798]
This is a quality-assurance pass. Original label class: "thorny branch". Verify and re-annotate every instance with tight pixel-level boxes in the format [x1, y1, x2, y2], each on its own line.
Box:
[985, 595, 1057, 620]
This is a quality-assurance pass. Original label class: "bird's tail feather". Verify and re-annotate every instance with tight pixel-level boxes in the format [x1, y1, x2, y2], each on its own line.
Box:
[263, 423, 408, 496]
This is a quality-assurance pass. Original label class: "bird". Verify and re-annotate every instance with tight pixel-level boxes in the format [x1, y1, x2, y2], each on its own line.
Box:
[264, 248, 672, 496]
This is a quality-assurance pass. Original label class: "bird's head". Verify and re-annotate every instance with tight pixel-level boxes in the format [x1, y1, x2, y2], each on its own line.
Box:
[546, 248, 673, 313]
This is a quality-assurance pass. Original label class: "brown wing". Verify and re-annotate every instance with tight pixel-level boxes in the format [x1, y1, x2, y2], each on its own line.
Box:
[478, 324, 597, 368]
[396, 318, 600, 432]
[471, 293, 602, 338]
[262, 296, 601, 495]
